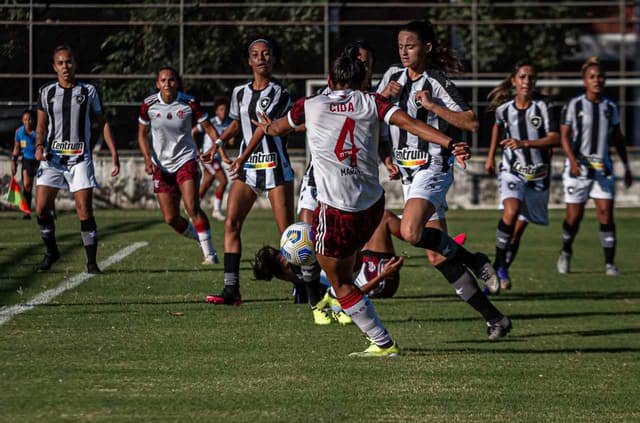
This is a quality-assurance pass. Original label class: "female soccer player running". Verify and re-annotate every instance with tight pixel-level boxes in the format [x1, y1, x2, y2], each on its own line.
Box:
[376, 20, 510, 338]
[204, 35, 294, 306]
[485, 60, 560, 291]
[11, 110, 38, 219]
[138, 67, 222, 264]
[34, 44, 120, 273]
[556, 57, 633, 275]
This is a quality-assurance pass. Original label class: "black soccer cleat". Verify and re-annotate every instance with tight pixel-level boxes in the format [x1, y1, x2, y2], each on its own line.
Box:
[36, 252, 60, 272]
[487, 316, 512, 341]
[86, 263, 102, 274]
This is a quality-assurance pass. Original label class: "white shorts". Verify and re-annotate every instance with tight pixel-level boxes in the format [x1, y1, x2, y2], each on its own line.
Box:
[562, 169, 614, 204]
[36, 160, 99, 193]
[402, 169, 451, 222]
[498, 171, 549, 225]
[296, 173, 318, 215]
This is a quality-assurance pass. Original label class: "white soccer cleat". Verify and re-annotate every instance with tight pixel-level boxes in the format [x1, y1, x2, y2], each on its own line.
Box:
[211, 210, 226, 222]
[202, 253, 219, 265]
[557, 251, 571, 274]
[605, 263, 621, 276]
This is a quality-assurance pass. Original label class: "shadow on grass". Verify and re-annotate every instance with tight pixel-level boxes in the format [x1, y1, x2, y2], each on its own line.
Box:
[0, 218, 162, 302]
[390, 290, 640, 302]
[404, 346, 640, 355]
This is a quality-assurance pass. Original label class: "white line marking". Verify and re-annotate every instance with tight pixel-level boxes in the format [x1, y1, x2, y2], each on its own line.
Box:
[0, 241, 148, 327]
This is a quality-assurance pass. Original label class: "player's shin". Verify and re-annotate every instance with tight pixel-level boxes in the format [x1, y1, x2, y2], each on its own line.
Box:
[338, 289, 393, 348]
[300, 262, 322, 305]
[193, 218, 217, 261]
[436, 259, 504, 324]
[599, 223, 616, 265]
[38, 215, 59, 255]
[561, 220, 579, 255]
[80, 217, 98, 265]
[495, 220, 514, 268]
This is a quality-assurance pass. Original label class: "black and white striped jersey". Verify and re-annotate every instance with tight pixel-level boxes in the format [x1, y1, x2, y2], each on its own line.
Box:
[37, 81, 104, 165]
[495, 97, 558, 188]
[229, 79, 294, 189]
[561, 94, 619, 176]
[376, 66, 470, 182]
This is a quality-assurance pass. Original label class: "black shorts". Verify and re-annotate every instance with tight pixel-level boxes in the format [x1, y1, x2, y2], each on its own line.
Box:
[22, 159, 40, 177]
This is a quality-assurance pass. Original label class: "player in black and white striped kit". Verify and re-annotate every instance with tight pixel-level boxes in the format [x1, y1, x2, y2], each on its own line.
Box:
[556, 57, 633, 276]
[485, 60, 560, 291]
[205, 35, 294, 305]
[377, 20, 510, 339]
[34, 45, 120, 273]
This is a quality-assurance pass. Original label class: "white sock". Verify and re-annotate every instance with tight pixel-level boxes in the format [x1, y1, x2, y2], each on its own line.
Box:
[197, 229, 215, 258]
[340, 291, 392, 347]
[214, 197, 223, 212]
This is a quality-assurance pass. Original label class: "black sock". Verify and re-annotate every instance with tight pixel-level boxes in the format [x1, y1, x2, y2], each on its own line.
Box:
[436, 259, 503, 323]
[505, 239, 520, 269]
[413, 227, 474, 262]
[301, 262, 322, 305]
[599, 223, 616, 265]
[80, 217, 98, 265]
[24, 190, 32, 211]
[561, 220, 579, 255]
[37, 215, 59, 255]
[224, 253, 241, 289]
[495, 219, 514, 269]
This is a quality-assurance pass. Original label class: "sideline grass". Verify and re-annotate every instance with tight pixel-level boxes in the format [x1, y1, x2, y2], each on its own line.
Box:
[1, 208, 639, 422]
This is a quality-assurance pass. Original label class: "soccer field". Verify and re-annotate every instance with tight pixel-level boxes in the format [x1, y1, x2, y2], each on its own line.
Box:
[1, 208, 639, 422]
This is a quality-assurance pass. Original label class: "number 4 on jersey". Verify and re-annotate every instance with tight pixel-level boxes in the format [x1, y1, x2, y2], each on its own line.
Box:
[334, 117, 360, 167]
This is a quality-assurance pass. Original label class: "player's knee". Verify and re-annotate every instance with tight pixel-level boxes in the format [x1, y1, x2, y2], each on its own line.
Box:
[400, 224, 420, 245]
[165, 215, 181, 227]
[224, 216, 242, 234]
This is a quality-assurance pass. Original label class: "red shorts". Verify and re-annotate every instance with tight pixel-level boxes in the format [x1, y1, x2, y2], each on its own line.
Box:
[313, 195, 385, 259]
[153, 160, 201, 194]
[361, 251, 400, 298]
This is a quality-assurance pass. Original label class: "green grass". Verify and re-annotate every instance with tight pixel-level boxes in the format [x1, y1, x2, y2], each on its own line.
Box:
[1, 208, 639, 422]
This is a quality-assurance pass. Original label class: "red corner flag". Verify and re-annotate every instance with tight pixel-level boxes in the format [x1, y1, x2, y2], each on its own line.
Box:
[6, 176, 31, 214]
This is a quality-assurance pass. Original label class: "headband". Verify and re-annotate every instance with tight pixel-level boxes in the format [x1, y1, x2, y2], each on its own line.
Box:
[248, 38, 273, 51]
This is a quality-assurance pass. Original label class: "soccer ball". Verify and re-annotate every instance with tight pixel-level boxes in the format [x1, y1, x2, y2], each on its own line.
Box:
[280, 222, 316, 266]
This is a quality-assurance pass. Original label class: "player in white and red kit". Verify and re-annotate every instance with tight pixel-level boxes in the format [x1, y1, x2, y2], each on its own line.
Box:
[253, 54, 473, 356]
[138, 67, 223, 264]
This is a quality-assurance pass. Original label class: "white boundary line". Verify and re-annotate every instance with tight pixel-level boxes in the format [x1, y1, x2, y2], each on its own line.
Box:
[0, 241, 148, 327]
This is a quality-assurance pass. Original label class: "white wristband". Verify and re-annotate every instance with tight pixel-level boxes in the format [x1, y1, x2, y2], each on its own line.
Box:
[215, 139, 224, 148]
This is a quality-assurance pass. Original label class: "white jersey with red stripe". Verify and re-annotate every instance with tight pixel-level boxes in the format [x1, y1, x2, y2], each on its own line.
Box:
[288, 89, 399, 212]
[138, 92, 208, 173]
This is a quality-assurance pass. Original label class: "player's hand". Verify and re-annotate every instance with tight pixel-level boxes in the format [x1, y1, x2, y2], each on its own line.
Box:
[451, 142, 471, 170]
[484, 158, 496, 176]
[111, 154, 120, 177]
[144, 160, 156, 175]
[500, 138, 524, 150]
[218, 146, 233, 165]
[384, 159, 400, 180]
[10, 160, 17, 176]
[200, 147, 215, 164]
[251, 112, 273, 135]
[228, 158, 245, 180]
[624, 168, 633, 188]
[414, 90, 433, 110]
[569, 159, 580, 177]
[35, 145, 47, 161]
[380, 81, 402, 99]
[380, 256, 404, 279]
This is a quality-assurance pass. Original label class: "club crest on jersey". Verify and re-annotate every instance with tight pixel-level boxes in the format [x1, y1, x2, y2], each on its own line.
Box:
[414, 95, 423, 109]
[177, 110, 185, 119]
[259, 97, 271, 111]
[243, 152, 277, 170]
[75, 95, 85, 104]
[167, 112, 173, 120]
[529, 115, 542, 128]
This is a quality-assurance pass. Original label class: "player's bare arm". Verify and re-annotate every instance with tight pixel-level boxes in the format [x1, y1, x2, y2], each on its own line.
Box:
[202, 119, 240, 162]
[485, 123, 501, 176]
[357, 256, 404, 295]
[137, 123, 156, 175]
[415, 90, 478, 132]
[388, 109, 471, 168]
[500, 131, 559, 150]
[560, 124, 580, 177]
[34, 109, 48, 161]
[199, 119, 231, 165]
[97, 115, 120, 177]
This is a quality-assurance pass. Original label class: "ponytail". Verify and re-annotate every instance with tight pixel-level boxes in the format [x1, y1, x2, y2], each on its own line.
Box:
[487, 59, 536, 111]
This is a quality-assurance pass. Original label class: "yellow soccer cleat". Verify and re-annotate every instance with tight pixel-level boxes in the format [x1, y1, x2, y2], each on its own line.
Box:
[349, 340, 400, 357]
[332, 310, 353, 325]
[312, 307, 332, 325]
